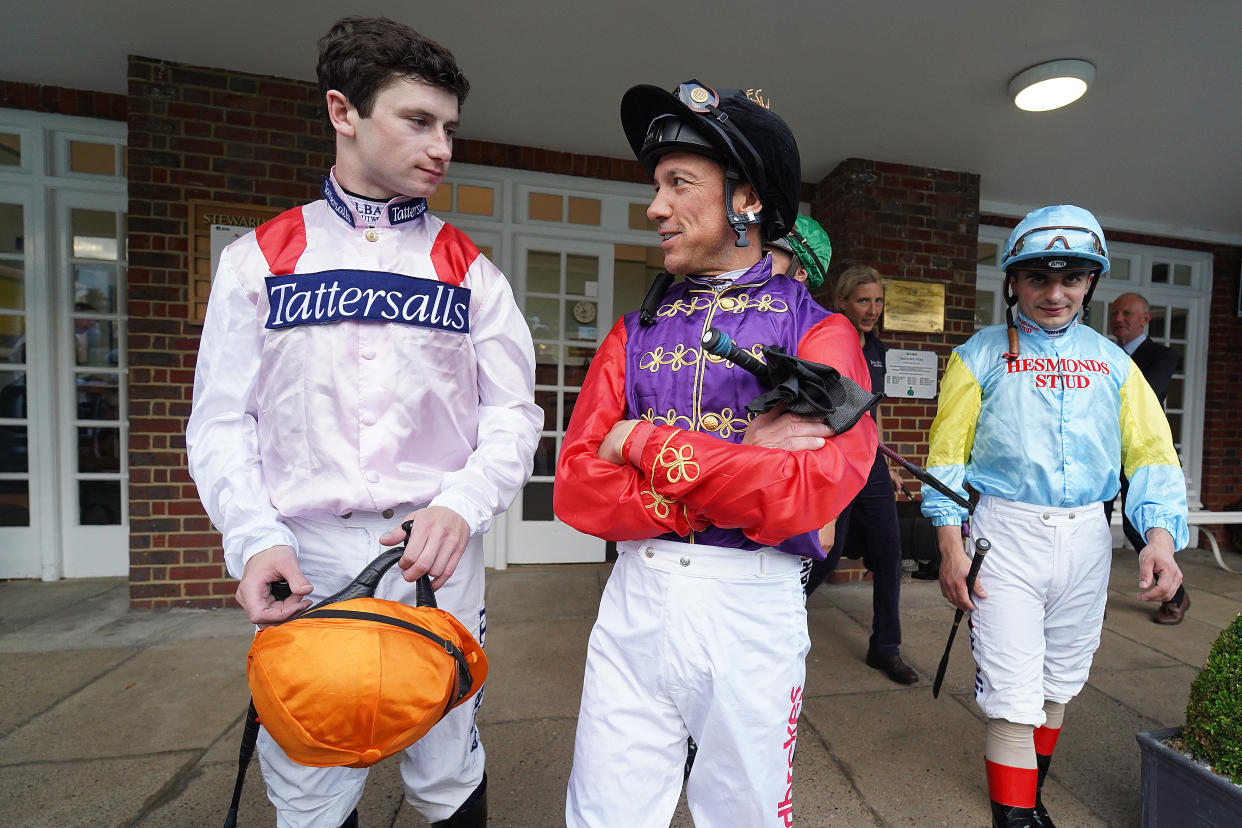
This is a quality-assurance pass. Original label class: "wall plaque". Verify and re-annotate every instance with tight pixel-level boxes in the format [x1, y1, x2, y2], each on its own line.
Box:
[883, 279, 945, 333]
[187, 200, 280, 323]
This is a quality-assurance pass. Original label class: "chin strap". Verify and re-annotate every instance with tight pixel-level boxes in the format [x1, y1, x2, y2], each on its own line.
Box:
[723, 168, 761, 247]
[1002, 277, 1020, 362]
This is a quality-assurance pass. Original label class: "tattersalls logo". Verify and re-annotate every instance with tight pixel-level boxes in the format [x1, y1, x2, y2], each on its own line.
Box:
[776, 684, 802, 827]
[1006, 356, 1110, 389]
[264, 269, 470, 333]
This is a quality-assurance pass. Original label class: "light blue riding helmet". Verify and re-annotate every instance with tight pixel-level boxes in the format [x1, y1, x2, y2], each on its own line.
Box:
[999, 204, 1110, 275]
[998, 204, 1110, 357]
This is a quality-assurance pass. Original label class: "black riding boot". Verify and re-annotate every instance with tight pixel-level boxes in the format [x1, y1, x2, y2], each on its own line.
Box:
[431, 774, 487, 827]
[339, 809, 358, 828]
[1032, 753, 1055, 827]
[991, 801, 1038, 827]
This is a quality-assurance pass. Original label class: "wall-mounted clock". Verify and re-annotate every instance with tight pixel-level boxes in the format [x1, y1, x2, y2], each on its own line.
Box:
[572, 300, 597, 324]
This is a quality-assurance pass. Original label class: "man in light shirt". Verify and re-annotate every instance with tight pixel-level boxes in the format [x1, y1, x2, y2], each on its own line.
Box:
[186, 16, 541, 828]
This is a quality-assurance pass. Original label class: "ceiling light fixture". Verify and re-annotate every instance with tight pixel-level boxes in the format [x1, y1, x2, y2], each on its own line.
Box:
[1008, 59, 1095, 112]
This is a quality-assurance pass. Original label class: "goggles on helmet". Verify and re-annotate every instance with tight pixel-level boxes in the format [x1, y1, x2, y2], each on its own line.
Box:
[1004, 225, 1107, 272]
[642, 114, 722, 162]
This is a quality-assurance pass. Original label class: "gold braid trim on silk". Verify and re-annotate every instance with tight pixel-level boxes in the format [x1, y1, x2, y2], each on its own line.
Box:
[641, 429, 699, 520]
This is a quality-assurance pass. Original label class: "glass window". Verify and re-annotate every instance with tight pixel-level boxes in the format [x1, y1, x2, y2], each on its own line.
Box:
[0, 370, 25, 417]
[1167, 377, 1184, 412]
[0, 133, 20, 167]
[565, 303, 596, 343]
[74, 264, 118, 313]
[974, 289, 995, 328]
[1165, 413, 1182, 442]
[532, 435, 556, 477]
[69, 141, 117, 176]
[977, 242, 997, 266]
[567, 197, 601, 226]
[1106, 258, 1131, 281]
[76, 374, 119, 420]
[457, 185, 494, 216]
[526, 250, 561, 294]
[1084, 304, 1107, 334]
[77, 426, 120, 473]
[566, 254, 598, 295]
[0, 266, 25, 313]
[1172, 264, 1192, 286]
[525, 296, 560, 340]
[1169, 308, 1188, 341]
[0, 203, 23, 254]
[1151, 262, 1169, 284]
[71, 209, 118, 260]
[0, 425, 27, 472]
[522, 481, 554, 520]
[629, 203, 654, 231]
[528, 192, 562, 222]
[565, 345, 595, 388]
[0, 479, 29, 526]
[426, 186, 451, 213]
[534, 389, 557, 428]
[78, 480, 121, 525]
[0, 316, 25, 362]
[1149, 306, 1168, 338]
[72, 320, 119, 367]
[534, 342, 559, 385]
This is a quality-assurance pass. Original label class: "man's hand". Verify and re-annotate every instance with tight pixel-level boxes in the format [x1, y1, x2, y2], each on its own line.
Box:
[597, 420, 641, 465]
[937, 525, 985, 611]
[1137, 527, 1182, 602]
[817, 520, 837, 553]
[236, 545, 312, 625]
[742, 407, 834, 451]
[888, 469, 903, 496]
[382, 506, 470, 590]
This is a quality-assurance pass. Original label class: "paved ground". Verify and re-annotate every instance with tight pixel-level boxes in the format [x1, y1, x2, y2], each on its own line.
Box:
[1, 545, 1239, 827]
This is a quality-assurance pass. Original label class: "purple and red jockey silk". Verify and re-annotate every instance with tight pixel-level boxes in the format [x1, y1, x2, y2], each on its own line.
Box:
[555, 257, 877, 559]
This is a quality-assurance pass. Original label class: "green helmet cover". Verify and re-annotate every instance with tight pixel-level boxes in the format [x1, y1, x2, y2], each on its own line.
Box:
[785, 215, 832, 290]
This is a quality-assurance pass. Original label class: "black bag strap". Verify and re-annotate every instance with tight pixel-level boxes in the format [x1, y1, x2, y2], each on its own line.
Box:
[225, 521, 434, 826]
[223, 701, 260, 828]
[300, 608, 475, 705]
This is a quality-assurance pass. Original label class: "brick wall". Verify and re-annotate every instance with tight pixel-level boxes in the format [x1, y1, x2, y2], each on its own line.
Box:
[0, 80, 126, 120]
[126, 57, 334, 608]
[808, 159, 981, 580]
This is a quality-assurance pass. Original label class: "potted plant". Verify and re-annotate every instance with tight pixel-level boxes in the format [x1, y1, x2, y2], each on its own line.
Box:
[1137, 613, 1242, 826]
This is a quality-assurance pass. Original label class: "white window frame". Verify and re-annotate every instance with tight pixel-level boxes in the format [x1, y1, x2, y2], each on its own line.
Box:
[0, 108, 126, 580]
[434, 163, 654, 568]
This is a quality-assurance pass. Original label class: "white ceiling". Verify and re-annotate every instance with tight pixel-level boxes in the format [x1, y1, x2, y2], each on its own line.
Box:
[5, 0, 1240, 243]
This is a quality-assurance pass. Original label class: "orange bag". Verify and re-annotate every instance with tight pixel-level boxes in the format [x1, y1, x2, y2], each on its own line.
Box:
[226, 529, 485, 825]
[247, 594, 487, 768]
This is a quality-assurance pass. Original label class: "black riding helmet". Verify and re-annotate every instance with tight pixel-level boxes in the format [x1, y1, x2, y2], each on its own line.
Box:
[620, 80, 801, 246]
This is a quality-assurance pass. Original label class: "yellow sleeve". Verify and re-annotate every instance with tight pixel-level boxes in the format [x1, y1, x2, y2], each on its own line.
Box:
[927, 351, 981, 469]
[1119, 366, 1180, 478]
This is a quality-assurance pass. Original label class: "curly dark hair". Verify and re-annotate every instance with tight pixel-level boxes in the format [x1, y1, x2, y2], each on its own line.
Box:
[316, 16, 470, 125]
